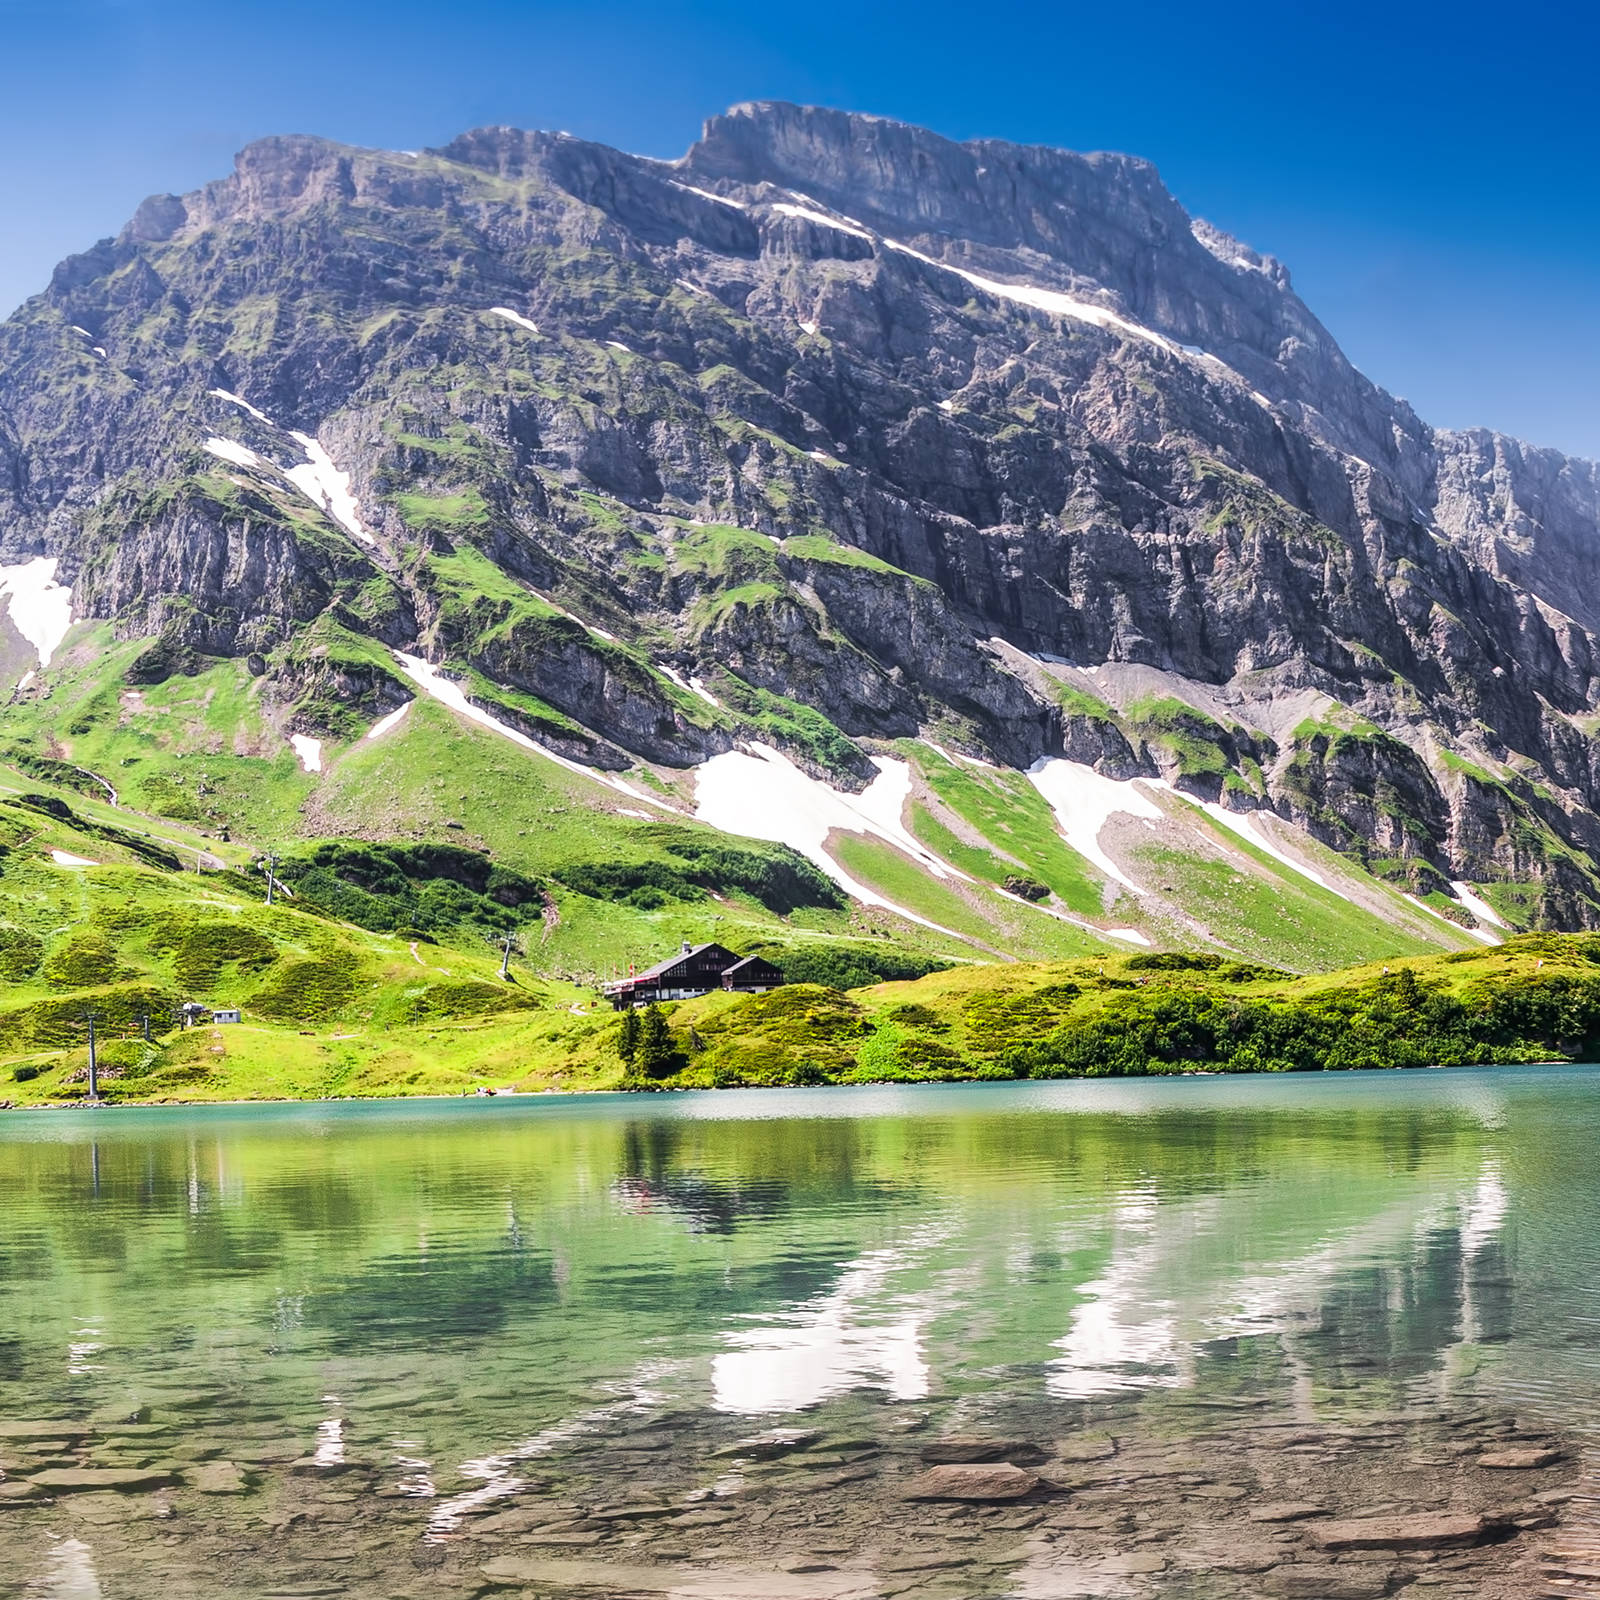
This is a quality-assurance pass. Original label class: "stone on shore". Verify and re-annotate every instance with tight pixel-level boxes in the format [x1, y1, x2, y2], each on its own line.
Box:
[1249, 1501, 1328, 1523]
[920, 1436, 1043, 1464]
[1264, 1563, 1396, 1599]
[1054, 1432, 1116, 1463]
[191, 1460, 250, 1494]
[1307, 1511, 1508, 1550]
[709, 1428, 822, 1460]
[1478, 1446, 1561, 1469]
[28, 1467, 175, 1492]
[903, 1463, 1040, 1501]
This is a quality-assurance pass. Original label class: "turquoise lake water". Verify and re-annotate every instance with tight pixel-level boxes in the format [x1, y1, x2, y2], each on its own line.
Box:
[0, 1066, 1595, 1594]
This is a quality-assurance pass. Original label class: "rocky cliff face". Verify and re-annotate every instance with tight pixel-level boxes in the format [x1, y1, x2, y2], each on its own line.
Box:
[3, 101, 1599, 922]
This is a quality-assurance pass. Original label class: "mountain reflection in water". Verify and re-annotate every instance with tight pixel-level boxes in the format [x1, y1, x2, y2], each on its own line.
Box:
[0, 1067, 1592, 1514]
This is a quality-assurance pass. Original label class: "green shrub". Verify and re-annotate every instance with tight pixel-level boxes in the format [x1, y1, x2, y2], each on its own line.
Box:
[43, 935, 124, 989]
[0, 928, 43, 981]
[402, 981, 540, 1022]
[554, 835, 843, 916]
[1002, 874, 1050, 902]
[249, 959, 358, 1023]
[280, 842, 543, 935]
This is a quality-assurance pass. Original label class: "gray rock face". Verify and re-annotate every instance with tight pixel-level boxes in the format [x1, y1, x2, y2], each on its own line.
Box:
[3, 102, 1600, 915]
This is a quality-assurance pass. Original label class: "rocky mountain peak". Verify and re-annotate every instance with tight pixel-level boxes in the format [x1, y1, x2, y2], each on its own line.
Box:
[4, 103, 1600, 937]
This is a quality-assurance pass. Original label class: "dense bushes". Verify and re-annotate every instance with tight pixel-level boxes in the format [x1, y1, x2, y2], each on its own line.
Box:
[148, 919, 278, 991]
[0, 927, 42, 981]
[774, 944, 950, 990]
[281, 842, 543, 934]
[1009, 967, 1600, 1078]
[554, 835, 843, 915]
[402, 981, 540, 1023]
[249, 959, 358, 1022]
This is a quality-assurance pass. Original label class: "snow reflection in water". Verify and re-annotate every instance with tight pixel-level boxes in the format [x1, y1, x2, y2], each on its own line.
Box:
[425, 1368, 673, 1540]
[27, 1538, 102, 1600]
[1048, 1158, 1511, 1398]
[713, 1244, 935, 1414]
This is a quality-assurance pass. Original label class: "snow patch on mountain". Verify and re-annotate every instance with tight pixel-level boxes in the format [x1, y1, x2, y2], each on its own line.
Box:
[209, 388, 275, 426]
[394, 652, 674, 809]
[694, 744, 968, 933]
[1405, 892, 1498, 945]
[367, 702, 412, 739]
[287, 433, 371, 544]
[771, 202, 873, 240]
[204, 437, 260, 468]
[1027, 758, 1161, 893]
[1451, 881, 1507, 930]
[488, 306, 540, 334]
[0, 557, 73, 668]
[289, 734, 323, 773]
[1148, 780, 1337, 894]
[670, 181, 747, 210]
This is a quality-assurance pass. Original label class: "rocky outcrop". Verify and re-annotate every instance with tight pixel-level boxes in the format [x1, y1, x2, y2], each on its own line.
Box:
[2, 103, 1600, 916]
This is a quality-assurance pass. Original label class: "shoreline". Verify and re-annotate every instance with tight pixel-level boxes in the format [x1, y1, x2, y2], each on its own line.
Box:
[0, 1056, 1586, 1116]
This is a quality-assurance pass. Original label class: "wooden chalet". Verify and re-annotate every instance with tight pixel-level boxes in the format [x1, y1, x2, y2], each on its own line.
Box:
[721, 954, 783, 994]
[603, 942, 784, 1009]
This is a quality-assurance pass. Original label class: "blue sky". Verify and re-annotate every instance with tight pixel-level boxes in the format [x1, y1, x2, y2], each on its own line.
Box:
[4, 0, 1596, 457]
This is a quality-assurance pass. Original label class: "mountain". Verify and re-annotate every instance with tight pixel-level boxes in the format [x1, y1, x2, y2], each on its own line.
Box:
[2, 100, 1597, 995]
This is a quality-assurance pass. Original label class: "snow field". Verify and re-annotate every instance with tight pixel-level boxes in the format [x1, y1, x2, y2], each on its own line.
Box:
[0, 557, 74, 669]
[49, 850, 98, 868]
[693, 744, 968, 935]
[1450, 880, 1508, 930]
[366, 703, 412, 740]
[770, 203, 873, 240]
[487, 306, 540, 334]
[209, 388, 275, 426]
[289, 735, 323, 774]
[1026, 758, 1161, 893]
[286, 433, 372, 544]
[1404, 893, 1499, 946]
[204, 437, 261, 469]
[659, 664, 720, 707]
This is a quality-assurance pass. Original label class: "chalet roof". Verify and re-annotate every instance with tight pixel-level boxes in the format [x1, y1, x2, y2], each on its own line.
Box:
[723, 954, 780, 974]
[626, 942, 737, 984]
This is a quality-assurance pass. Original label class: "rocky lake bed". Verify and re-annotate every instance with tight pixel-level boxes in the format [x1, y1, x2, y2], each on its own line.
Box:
[1, 1391, 1587, 1598]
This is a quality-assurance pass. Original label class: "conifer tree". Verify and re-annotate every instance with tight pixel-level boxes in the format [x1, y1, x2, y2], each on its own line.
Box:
[617, 1006, 641, 1067]
[639, 1004, 674, 1076]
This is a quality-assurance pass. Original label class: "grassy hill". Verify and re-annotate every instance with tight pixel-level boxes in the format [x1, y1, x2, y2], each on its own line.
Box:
[0, 763, 1588, 1108]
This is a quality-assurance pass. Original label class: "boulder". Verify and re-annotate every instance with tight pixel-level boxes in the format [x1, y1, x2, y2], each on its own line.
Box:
[902, 1463, 1039, 1502]
[1478, 1446, 1561, 1469]
[919, 1436, 1044, 1464]
[28, 1467, 175, 1492]
[1307, 1512, 1509, 1550]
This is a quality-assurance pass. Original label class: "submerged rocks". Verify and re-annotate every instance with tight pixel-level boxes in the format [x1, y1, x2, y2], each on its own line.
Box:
[190, 1459, 250, 1494]
[27, 1466, 175, 1492]
[903, 1463, 1040, 1501]
[1479, 1446, 1562, 1470]
[1306, 1511, 1511, 1550]
[919, 1436, 1045, 1465]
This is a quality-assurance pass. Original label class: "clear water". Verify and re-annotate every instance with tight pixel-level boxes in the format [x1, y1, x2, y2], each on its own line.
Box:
[1, 1065, 1596, 1594]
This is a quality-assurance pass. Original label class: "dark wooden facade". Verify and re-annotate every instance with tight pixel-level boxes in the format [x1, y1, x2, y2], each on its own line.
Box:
[604, 941, 783, 1008]
[720, 954, 783, 994]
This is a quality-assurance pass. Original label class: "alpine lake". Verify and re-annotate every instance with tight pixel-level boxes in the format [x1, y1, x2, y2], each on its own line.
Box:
[1, 1067, 1597, 1599]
